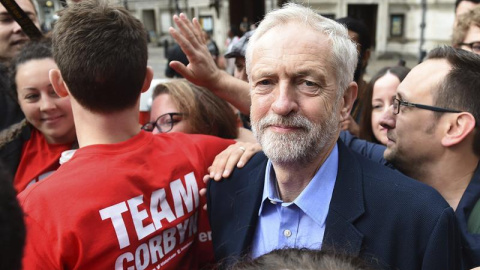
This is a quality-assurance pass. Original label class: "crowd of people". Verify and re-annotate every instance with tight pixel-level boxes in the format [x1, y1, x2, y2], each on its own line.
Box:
[0, 0, 479, 269]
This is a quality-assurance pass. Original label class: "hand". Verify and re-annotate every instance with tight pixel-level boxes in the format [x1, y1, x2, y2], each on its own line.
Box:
[169, 14, 222, 88]
[341, 115, 360, 137]
[199, 142, 262, 211]
[169, 13, 252, 115]
[208, 142, 262, 180]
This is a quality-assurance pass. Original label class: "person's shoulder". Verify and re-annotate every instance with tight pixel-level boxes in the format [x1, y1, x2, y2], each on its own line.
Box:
[155, 132, 234, 149]
[350, 149, 450, 210]
[212, 151, 268, 190]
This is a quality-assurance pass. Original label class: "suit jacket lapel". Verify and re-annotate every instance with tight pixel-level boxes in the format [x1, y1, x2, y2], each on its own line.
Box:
[324, 141, 365, 256]
[231, 153, 268, 256]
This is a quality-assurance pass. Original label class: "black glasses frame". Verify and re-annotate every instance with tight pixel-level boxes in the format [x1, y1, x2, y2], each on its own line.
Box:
[457, 41, 480, 53]
[141, 112, 185, 133]
[392, 98, 462, 115]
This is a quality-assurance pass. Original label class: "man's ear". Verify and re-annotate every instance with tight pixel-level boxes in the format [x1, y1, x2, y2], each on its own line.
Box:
[340, 81, 358, 121]
[49, 69, 69, 97]
[141, 66, 154, 93]
[441, 112, 476, 147]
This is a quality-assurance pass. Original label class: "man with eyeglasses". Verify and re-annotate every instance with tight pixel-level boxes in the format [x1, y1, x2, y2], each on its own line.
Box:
[379, 46, 480, 269]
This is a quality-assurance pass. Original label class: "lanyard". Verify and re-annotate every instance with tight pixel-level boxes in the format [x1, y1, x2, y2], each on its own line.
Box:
[0, 0, 43, 40]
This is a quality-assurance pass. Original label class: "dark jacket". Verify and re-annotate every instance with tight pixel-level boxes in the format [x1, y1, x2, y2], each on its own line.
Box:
[207, 140, 461, 270]
[341, 130, 480, 269]
[0, 122, 31, 178]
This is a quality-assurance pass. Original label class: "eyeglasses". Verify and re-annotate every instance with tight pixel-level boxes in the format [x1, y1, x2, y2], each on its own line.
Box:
[457, 41, 480, 54]
[392, 98, 462, 115]
[141, 112, 186, 133]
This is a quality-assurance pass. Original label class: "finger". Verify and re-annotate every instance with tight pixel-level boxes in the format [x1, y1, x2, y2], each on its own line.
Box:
[199, 188, 206, 197]
[209, 146, 234, 180]
[192, 17, 206, 45]
[176, 14, 202, 50]
[169, 61, 193, 79]
[203, 174, 211, 185]
[169, 25, 197, 59]
[237, 149, 256, 168]
[237, 143, 262, 167]
[222, 149, 246, 178]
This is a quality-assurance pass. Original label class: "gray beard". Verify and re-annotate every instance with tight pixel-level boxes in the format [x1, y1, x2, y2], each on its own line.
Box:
[252, 112, 339, 166]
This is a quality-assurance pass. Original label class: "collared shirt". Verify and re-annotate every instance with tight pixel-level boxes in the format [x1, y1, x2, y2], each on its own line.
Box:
[251, 144, 339, 258]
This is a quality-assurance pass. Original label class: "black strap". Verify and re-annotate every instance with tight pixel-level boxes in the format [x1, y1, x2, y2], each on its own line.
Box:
[0, 0, 43, 40]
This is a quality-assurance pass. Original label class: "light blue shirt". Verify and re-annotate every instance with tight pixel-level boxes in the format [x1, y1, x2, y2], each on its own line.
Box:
[251, 144, 338, 258]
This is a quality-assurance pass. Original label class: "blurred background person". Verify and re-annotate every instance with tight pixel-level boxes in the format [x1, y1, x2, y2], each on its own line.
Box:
[453, 6, 480, 54]
[0, 0, 40, 63]
[204, 30, 222, 68]
[358, 65, 410, 145]
[225, 25, 241, 75]
[144, 79, 255, 142]
[165, 42, 189, 78]
[336, 17, 371, 136]
[0, 38, 76, 193]
[224, 29, 254, 128]
[224, 30, 254, 83]
[456, 0, 480, 24]
[239, 16, 249, 36]
[0, 0, 41, 131]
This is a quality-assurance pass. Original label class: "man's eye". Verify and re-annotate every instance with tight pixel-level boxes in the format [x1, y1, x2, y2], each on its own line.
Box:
[303, 80, 317, 87]
[0, 17, 13, 23]
[258, 80, 271, 86]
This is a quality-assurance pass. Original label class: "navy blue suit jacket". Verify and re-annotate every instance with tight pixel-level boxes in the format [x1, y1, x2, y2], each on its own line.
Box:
[207, 140, 461, 270]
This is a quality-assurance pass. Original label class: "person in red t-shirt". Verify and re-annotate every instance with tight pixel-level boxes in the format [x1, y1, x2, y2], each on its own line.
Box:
[18, 1, 234, 269]
[0, 38, 76, 193]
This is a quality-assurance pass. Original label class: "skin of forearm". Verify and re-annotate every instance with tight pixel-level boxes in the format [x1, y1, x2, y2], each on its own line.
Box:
[210, 70, 252, 115]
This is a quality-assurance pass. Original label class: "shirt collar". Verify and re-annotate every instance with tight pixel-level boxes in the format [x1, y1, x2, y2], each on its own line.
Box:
[258, 144, 339, 226]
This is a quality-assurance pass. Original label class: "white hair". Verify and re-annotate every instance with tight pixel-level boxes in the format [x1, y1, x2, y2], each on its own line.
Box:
[245, 3, 358, 96]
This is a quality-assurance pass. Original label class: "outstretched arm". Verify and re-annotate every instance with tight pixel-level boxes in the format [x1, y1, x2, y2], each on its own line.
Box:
[169, 14, 251, 115]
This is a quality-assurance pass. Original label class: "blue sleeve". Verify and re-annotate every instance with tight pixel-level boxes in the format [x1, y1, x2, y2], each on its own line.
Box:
[339, 131, 388, 166]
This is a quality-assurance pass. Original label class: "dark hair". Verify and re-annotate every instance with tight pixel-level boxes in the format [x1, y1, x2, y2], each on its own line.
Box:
[9, 38, 53, 101]
[152, 80, 239, 139]
[0, 162, 25, 270]
[426, 46, 480, 156]
[52, 0, 148, 113]
[336, 17, 371, 56]
[359, 66, 410, 143]
[455, 0, 480, 11]
[228, 248, 373, 270]
[336, 17, 371, 83]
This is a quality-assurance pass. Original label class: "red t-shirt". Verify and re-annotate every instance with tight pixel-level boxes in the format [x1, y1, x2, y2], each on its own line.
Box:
[18, 131, 234, 270]
[14, 128, 73, 193]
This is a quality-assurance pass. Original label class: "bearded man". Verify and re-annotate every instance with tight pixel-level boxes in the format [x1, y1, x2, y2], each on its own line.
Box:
[191, 3, 462, 270]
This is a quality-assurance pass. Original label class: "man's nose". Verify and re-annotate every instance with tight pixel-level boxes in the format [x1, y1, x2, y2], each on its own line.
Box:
[271, 83, 298, 116]
[12, 21, 24, 34]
